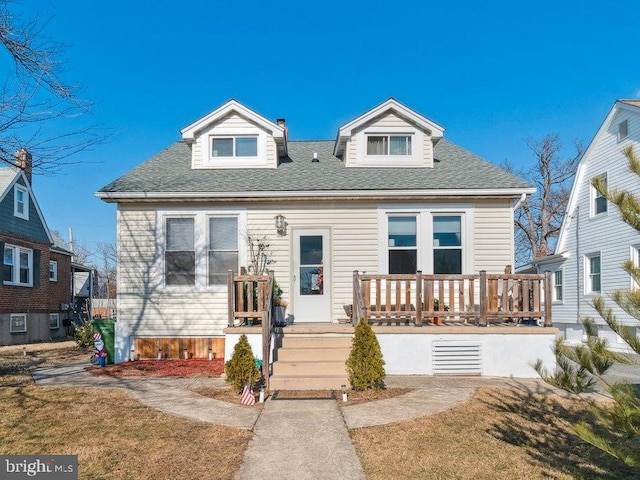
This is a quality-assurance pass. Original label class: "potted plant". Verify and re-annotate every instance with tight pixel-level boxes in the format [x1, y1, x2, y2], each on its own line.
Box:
[432, 299, 449, 325]
[273, 280, 288, 326]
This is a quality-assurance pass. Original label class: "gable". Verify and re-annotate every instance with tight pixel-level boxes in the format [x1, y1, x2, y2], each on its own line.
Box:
[556, 100, 640, 253]
[334, 98, 445, 168]
[181, 100, 286, 170]
[0, 167, 52, 243]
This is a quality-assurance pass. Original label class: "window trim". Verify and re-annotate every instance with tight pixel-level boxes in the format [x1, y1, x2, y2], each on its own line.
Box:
[3, 244, 33, 287]
[49, 260, 58, 282]
[432, 214, 463, 275]
[630, 245, 640, 289]
[10, 313, 27, 333]
[618, 119, 629, 142]
[590, 173, 608, 217]
[387, 215, 419, 274]
[204, 127, 267, 168]
[585, 253, 602, 294]
[356, 126, 424, 167]
[49, 313, 60, 330]
[378, 206, 473, 275]
[157, 208, 247, 291]
[366, 134, 413, 156]
[164, 216, 196, 287]
[207, 215, 240, 286]
[14, 184, 29, 220]
[553, 269, 563, 302]
[211, 135, 258, 158]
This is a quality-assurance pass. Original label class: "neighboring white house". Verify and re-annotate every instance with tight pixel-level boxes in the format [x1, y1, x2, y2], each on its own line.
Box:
[532, 100, 640, 351]
[96, 98, 546, 365]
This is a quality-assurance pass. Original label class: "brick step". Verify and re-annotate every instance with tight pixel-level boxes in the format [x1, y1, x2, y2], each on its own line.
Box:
[270, 374, 349, 391]
[276, 347, 351, 362]
[272, 360, 348, 376]
[280, 336, 352, 349]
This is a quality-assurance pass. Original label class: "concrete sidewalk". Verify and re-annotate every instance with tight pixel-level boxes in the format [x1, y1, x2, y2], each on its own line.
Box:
[32, 363, 559, 479]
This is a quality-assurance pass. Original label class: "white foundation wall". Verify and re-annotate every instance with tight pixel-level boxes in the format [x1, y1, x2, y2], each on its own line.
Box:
[377, 330, 557, 378]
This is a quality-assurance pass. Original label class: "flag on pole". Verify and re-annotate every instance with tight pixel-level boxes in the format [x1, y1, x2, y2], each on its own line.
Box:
[241, 384, 256, 406]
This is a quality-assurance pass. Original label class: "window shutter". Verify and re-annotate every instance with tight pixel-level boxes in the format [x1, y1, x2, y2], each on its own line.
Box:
[0, 241, 4, 283]
[33, 249, 41, 287]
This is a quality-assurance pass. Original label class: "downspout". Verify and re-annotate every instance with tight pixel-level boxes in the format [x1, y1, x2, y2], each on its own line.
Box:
[575, 205, 580, 323]
[513, 193, 527, 211]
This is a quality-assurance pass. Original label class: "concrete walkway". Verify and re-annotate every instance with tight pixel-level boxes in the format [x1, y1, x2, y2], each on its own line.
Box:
[32, 363, 559, 479]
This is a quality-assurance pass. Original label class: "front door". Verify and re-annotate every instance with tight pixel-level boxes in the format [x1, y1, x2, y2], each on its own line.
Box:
[292, 229, 331, 322]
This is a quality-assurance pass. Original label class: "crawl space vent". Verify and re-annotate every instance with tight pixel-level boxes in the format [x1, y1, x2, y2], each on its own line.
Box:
[432, 341, 482, 375]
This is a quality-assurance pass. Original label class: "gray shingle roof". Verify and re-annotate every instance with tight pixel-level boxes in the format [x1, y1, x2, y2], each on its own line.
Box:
[98, 139, 532, 196]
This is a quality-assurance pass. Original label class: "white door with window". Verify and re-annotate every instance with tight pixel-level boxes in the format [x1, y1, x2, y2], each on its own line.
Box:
[292, 229, 331, 322]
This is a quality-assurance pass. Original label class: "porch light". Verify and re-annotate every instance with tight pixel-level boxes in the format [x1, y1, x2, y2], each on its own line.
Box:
[274, 214, 287, 236]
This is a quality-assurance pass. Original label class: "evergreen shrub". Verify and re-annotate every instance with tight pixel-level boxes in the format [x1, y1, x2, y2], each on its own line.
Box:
[225, 334, 261, 392]
[346, 317, 386, 391]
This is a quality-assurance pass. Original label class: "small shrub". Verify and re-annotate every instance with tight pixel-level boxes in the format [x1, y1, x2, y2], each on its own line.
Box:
[73, 321, 94, 348]
[346, 317, 386, 391]
[224, 334, 261, 392]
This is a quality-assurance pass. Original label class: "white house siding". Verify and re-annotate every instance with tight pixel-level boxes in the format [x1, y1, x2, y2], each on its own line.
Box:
[117, 199, 517, 335]
[552, 104, 640, 350]
[246, 204, 379, 322]
[346, 112, 432, 167]
[191, 112, 277, 169]
[117, 205, 230, 337]
[473, 200, 514, 273]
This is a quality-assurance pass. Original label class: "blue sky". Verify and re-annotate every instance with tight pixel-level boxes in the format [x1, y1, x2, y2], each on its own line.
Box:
[3, 0, 640, 264]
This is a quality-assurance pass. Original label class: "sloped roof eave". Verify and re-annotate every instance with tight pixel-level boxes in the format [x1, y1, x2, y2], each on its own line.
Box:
[96, 187, 535, 202]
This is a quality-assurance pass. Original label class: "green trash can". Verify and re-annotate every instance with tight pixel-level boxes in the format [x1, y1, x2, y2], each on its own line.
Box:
[93, 319, 116, 365]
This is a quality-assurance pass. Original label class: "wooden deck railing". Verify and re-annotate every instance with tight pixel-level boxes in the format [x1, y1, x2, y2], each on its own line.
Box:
[227, 270, 274, 388]
[352, 270, 552, 327]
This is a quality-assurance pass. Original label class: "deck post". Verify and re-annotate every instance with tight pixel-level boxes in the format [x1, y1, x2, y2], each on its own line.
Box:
[479, 270, 487, 326]
[352, 270, 359, 326]
[544, 271, 552, 327]
[227, 270, 234, 327]
[416, 271, 423, 326]
[262, 309, 270, 390]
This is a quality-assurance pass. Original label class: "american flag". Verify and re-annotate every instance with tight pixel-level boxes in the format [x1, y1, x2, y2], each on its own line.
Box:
[241, 384, 256, 406]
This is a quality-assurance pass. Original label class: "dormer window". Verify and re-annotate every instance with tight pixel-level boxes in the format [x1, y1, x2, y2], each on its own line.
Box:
[366, 135, 412, 156]
[212, 136, 258, 158]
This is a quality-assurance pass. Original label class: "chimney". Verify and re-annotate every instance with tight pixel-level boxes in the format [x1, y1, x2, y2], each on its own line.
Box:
[276, 118, 288, 142]
[14, 149, 33, 184]
[312, 152, 319, 163]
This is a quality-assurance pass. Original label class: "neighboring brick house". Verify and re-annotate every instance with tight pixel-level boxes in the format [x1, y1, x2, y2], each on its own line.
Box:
[0, 151, 86, 345]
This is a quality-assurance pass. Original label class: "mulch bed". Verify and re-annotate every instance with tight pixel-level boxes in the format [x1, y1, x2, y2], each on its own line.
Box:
[87, 358, 225, 377]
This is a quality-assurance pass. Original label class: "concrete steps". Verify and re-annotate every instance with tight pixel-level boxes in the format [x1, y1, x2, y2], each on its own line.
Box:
[270, 334, 352, 390]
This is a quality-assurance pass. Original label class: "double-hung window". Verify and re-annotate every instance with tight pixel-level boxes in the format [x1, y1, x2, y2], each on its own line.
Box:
[591, 173, 607, 216]
[165, 217, 196, 286]
[553, 270, 563, 301]
[586, 254, 601, 294]
[367, 135, 412, 156]
[433, 215, 462, 274]
[208, 217, 239, 285]
[49, 313, 60, 329]
[211, 136, 258, 158]
[388, 216, 417, 274]
[618, 120, 629, 141]
[49, 261, 58, 282]
[14, 185, 29, 220]
[3, 245, 33, 286]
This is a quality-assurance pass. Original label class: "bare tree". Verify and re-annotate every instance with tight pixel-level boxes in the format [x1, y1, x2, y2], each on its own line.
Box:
[507, 134, 583, 265]
[95, 242, 116, 299]
[0, 0, 105, 174]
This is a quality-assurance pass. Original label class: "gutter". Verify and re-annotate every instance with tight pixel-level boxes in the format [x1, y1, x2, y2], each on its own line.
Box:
[96, 187, 536, 203]
[513, 192, 527, 211]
